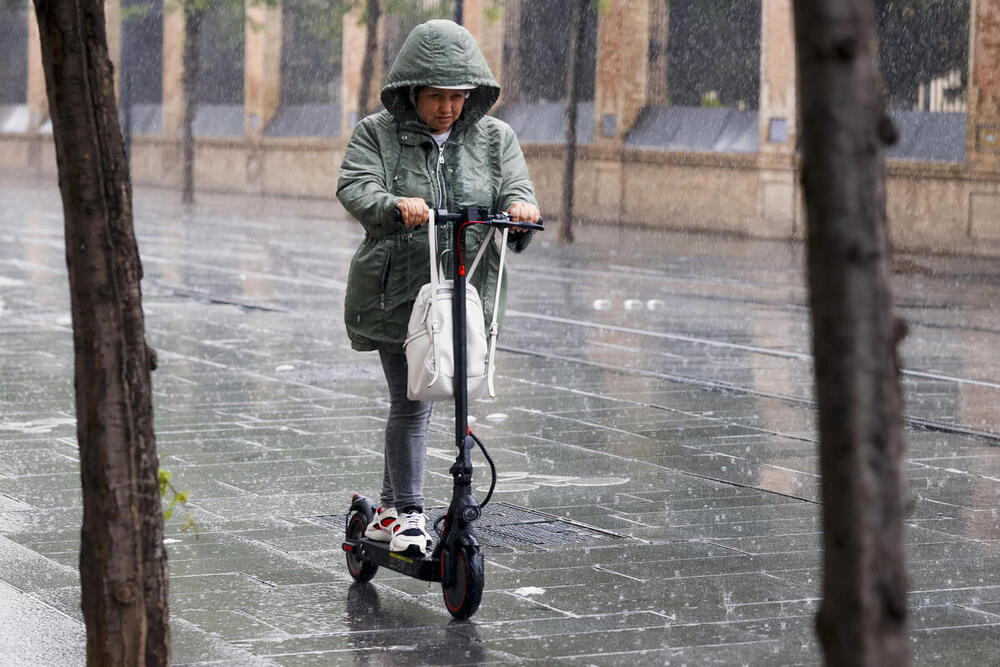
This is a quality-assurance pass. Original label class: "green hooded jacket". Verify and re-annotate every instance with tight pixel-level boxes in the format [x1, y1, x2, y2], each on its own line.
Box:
[337, 19, 538, 353]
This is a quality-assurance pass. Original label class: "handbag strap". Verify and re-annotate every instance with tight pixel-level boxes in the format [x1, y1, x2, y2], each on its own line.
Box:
[462, 226, 506, 339]
[485, 228, 509, 397]
[425, 209, 439, 286]
[490, 228, 508, 332]
[467, 226, 495, 279]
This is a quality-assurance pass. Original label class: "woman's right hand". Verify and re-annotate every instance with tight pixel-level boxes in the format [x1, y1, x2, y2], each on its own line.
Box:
[396, 198, 430, 227]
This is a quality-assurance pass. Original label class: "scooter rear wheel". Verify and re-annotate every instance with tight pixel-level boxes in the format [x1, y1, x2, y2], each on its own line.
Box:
[345, 511, 378, 582]
[441, 546, 484, 620]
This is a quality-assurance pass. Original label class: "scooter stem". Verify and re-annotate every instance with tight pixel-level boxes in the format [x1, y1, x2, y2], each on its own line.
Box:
[452, 212, 469, 447]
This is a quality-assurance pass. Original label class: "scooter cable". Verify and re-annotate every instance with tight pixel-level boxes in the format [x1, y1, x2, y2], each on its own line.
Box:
[432, 429, 499, 537]
[456, 219, 487, 276]
[468, 430, 498, 509]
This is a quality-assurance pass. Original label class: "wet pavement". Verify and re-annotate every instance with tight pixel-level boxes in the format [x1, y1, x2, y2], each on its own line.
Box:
[1, 177, 999, 665]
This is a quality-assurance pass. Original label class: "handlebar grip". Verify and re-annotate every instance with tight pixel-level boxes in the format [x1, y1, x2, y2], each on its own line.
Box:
[499, 220, 544, 231]
[391, 206, 451, 224]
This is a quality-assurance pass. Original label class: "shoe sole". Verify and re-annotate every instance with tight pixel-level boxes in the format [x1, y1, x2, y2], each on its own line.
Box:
[390, 543, 430, 558]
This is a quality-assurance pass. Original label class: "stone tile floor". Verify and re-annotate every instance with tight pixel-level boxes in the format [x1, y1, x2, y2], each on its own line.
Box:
[1, 179, 999, 665]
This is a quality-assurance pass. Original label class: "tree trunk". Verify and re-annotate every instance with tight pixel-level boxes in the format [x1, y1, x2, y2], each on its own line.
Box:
[792, 2, 909, 665]
[182, 5, 203, 205]
[358, 0, 381, 119]
[560, 0, 588, 244]
[31, 0, 170, 664]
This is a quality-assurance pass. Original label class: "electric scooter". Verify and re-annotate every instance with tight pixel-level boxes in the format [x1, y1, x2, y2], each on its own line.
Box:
[342, 206, 543, 620]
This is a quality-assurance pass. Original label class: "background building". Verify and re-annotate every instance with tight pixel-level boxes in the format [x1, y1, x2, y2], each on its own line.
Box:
[1, 0, 998, 256]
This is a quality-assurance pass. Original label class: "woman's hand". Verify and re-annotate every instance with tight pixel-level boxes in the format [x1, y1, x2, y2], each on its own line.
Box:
[506, 202, 540, 233]
[396, 198, 430, 226]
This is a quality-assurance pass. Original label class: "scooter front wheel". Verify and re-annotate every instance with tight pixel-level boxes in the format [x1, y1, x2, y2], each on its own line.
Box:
[441, 546, 484, 620]
[345, 510, 378, 582]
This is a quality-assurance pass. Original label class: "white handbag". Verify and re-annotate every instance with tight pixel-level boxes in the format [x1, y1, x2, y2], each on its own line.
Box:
[404, 211, 508, 401]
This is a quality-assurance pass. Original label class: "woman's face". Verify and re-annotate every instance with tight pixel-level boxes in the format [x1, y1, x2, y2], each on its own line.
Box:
[416, 87, 467, 133]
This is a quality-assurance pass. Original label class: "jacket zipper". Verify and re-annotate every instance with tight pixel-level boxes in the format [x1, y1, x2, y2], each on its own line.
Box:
[379, 255, 391, 310]
[434, 143, 447, 208]
[433, 142, 450, 275]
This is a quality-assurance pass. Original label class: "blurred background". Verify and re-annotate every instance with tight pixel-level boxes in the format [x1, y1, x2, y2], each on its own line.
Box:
[1, 0, 995, 256]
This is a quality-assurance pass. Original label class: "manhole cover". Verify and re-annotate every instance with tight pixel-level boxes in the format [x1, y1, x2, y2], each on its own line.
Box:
[310, 501, 629, 549]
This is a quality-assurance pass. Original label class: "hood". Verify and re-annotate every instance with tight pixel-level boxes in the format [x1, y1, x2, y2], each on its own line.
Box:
[381, 19, 500, 132]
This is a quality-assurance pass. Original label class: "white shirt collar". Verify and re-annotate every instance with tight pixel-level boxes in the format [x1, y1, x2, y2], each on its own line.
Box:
[432, 128, 451, 147]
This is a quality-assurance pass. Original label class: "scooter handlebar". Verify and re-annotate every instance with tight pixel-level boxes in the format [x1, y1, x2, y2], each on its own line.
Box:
[391, 206, 543, 231]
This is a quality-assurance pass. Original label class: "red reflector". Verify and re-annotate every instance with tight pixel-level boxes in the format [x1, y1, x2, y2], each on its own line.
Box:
[459, 265, 466, 276]
[342, 544, 353, 552]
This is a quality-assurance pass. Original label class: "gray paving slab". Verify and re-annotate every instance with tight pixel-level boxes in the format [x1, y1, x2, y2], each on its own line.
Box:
[0, 580, 84, 666]
[1, 178, 999, 664]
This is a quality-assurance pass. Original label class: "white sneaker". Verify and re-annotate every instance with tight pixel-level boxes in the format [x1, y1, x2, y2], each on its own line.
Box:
[389, 511, 432, 556]
[364, 506, 397, 542]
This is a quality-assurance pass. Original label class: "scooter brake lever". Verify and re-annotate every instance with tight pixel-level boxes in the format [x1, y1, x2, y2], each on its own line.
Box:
[494, 219, 544, 232]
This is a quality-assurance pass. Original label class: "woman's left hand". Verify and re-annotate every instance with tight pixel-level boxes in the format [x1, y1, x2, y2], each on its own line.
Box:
[506, 202, 540, 231]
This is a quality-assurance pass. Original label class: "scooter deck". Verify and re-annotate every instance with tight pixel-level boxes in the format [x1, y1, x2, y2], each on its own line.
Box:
[342, 536, 441, 582]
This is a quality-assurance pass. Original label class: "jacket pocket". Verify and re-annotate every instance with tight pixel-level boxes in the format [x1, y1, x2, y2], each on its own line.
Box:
[345, 239, 389, 333]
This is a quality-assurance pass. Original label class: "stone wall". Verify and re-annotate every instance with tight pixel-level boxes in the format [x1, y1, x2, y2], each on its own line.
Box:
[5, 131, 999, 257]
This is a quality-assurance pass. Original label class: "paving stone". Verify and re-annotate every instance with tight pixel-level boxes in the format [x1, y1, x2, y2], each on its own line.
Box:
[0, 580, 85, 665]
[0, 536, 78, 591]
[911, 624, 1000, 666]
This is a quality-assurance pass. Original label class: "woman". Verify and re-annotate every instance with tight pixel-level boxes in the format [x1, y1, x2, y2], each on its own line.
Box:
[337, 19, 540, 557]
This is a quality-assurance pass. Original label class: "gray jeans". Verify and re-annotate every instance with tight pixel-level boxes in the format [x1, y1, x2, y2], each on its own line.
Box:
[378, 350, 433, 510]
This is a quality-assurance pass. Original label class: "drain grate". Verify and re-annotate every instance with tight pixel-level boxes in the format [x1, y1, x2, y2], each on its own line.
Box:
[310, 501, 629, 549]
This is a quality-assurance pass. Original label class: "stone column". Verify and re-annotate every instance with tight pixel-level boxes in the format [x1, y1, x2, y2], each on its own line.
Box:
[499, 0, 521, 104]
[646, 0, 669, 106]
[759, 0, 796, 155]
[245, 0, 282, 137]
[967, 0, 1000, 240]
[27, 7, 47, 131]
[967, 0, 1000, 171]
[105, 0, 122, 100]
[757, 0, 798, 238]
[462, 0, 504, 100]
[594, 0, 650, 144]
[162, 5, 185, 138]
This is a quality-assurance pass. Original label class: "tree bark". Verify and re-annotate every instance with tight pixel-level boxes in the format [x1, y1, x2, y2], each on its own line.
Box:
[31, 0, 170, 664]
[792, 2, 909, 665]
[358, 0, 380, 119]
[560, 0, 588, 244]
[181, 4, 203, 204]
